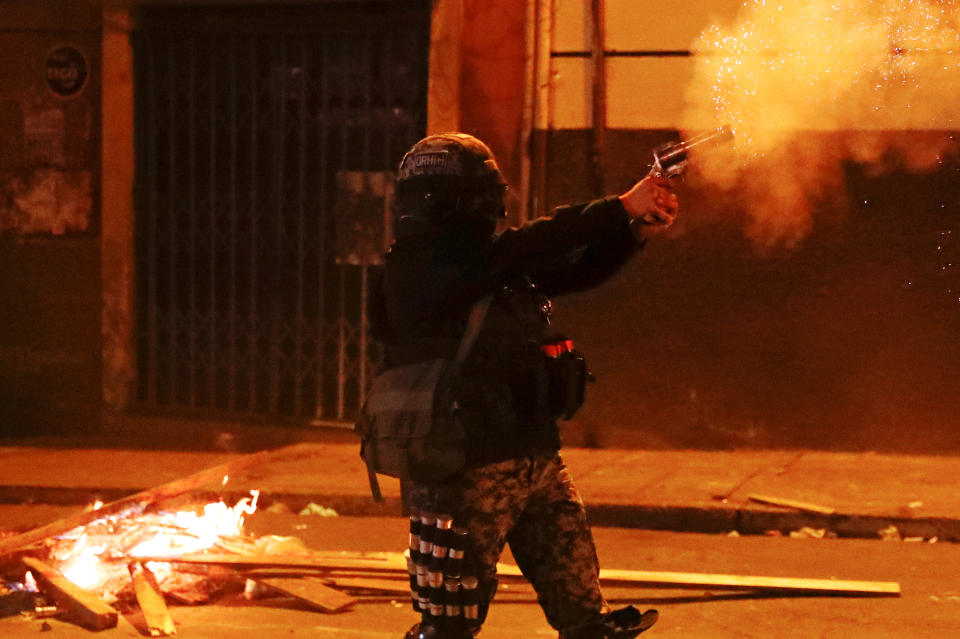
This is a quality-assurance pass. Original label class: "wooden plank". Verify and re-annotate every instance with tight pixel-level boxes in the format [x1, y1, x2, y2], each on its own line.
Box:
[748, 494, 837, 515]
[326, 576, 411, 595]
[498, 561, 898, 597]
[130, 563, 177, 636]
[253, 576, 357, 613]
[124, 552, 408, 574]
[130, 552, 900, 597]
[0, 445, 297, 558]
[242, 570, 410, 595]
[595, 568, 900, 596]
[21, 556, 118, 630]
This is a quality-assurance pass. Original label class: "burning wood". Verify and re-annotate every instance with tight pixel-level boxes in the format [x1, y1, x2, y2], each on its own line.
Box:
[0, 446, 372, 633]
[0, 445, 288, 559]
[21, 557, 118, 630]
[4, 491, 265, 632]
[43, 490, 259, 600]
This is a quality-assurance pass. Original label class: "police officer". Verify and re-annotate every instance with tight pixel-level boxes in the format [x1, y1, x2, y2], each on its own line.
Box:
[369, 133, 677, 639]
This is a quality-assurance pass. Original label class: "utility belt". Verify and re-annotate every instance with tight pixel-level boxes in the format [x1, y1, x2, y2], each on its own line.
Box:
[541, 336, 592, 420]
[494, 276, 590, 421]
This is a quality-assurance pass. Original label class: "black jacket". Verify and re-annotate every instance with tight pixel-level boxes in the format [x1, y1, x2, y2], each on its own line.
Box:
[369, 196, 642, 466]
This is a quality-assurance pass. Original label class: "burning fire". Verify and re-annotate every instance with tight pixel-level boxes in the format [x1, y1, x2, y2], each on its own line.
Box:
[683, 0, 960, 247]
[41, 491, 259, 599]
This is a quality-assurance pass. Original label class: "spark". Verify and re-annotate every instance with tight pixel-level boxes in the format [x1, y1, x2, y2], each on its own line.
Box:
[683, 0, 960, 247]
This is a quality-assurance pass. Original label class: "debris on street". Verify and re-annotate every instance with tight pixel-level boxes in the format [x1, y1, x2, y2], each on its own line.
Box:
[298, 503, 339, 517]
[789, 527, 833, 539]
[879, 525, 902, 541]
[747, 494, 836, 515]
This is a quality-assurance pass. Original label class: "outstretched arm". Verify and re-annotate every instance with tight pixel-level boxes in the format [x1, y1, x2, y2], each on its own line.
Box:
[489, 175, 679, 296]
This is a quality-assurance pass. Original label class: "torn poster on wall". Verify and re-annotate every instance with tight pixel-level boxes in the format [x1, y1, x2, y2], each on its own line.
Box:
[0, 167, 92, 235]
[24, 106, 65, 166]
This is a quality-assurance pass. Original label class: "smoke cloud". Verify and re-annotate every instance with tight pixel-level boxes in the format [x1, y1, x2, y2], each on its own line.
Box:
[682, 0, 960, 248]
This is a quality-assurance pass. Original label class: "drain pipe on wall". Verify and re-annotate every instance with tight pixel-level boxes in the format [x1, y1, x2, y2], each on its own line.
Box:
[520, 0, 553, 224]
[589, 0, 606, 197]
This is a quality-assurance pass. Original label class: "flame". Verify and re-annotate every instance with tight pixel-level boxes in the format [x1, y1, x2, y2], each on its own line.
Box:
[24, 571, 39, 593]
[683, 0, 960, 248]
[61, 537, 108, 590]
[48, 490, 259, 597]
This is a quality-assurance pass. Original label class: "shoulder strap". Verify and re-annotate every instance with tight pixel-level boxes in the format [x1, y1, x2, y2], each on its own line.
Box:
[454, 296, 492, 364]
[365, 451, 384, 502]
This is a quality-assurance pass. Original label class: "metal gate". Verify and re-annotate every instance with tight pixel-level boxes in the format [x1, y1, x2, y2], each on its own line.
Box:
[133, 3, 429, 424]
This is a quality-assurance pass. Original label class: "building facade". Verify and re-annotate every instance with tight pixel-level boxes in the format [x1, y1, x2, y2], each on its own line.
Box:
[1, 0, 958, 452]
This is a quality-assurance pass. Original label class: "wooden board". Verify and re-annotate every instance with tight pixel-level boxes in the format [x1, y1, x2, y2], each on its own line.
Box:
[242, 569, 410, 595]
[498, 561, 898, 597]
[125, 552, 407, 574]
[0, 446, 299, 558]
[253, 576, 357, 613]
[129, 551, 900, 597]
[596, 568, 899, 596]
[131, 563, 177, 636]
[21, 556, 118, 631]
[327, 576, 411, 595]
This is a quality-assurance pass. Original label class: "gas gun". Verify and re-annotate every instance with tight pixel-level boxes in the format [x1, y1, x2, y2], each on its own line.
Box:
[649, 125, 734, 178]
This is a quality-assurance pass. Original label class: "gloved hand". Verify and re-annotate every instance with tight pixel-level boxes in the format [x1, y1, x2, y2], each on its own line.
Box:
[619, 174, 678, 240]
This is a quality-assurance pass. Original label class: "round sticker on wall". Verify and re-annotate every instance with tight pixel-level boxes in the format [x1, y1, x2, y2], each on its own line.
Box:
[46, 45, 88, 98]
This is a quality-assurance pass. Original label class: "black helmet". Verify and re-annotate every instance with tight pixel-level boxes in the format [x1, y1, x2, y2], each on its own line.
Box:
[397, 132, 506, 188]
[395, 133, 507, 229]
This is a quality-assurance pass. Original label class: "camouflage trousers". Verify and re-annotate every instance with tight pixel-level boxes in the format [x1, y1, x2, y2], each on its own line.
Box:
[405, 452, 609, 637]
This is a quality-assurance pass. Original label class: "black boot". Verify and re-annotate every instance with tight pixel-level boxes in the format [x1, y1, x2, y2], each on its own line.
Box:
[404, 623, 478, 639]
[603, 607, 658, 637]
[403, 623, 433, 639]
[561, 606, 658, 639]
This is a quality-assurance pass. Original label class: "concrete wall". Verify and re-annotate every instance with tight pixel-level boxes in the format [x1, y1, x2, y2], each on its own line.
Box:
[0, 1, 102, 437]
[553, 133, 960, 454]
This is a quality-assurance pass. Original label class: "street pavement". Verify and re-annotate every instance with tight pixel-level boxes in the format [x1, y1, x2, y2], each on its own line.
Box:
[2, 437, 960, 638]
[0, 437, 958, 541]
[3, 516, 959, 638]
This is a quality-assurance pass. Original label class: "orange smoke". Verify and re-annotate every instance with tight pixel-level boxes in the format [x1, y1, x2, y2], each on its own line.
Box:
[683, 0, 960, 248]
